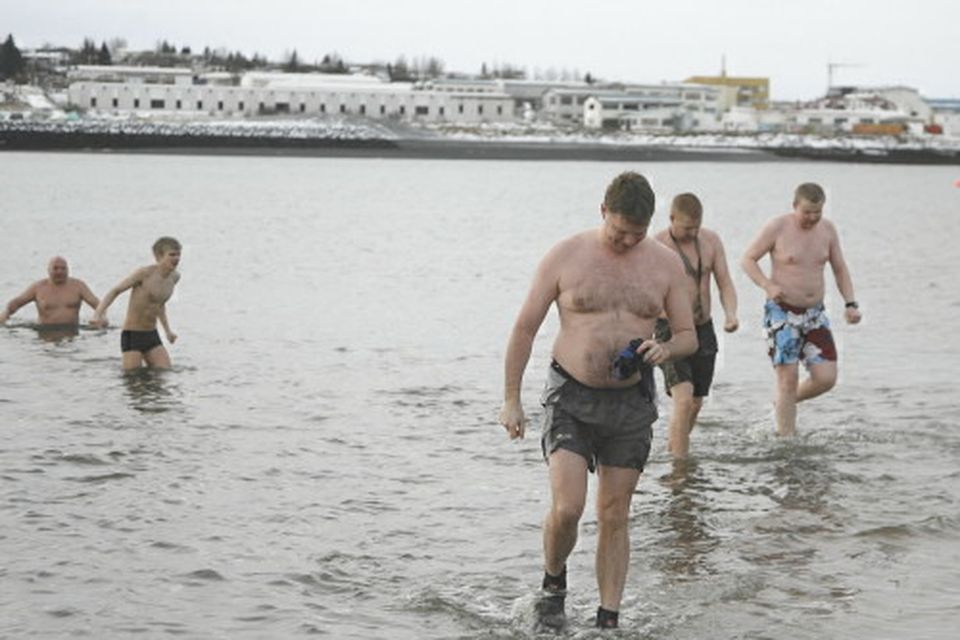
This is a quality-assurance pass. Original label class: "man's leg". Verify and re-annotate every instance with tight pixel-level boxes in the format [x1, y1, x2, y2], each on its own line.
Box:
[774, 363, 800, 436]
[122, 351, 144, 370]
[595, 464, 641, 613]
[690, 396, 704, 432]
[667, 381, 695, 459]
[144, 345, 172, 369]
[544, 448, 588, 576]
[797, 361, 837, 402]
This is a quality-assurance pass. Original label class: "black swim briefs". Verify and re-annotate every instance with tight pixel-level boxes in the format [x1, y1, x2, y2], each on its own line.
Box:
[120, 329, 163, 354]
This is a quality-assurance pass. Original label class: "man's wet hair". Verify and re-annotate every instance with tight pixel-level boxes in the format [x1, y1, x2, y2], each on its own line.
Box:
[671, 193, 703, 221]
[152, 236, 182, 258]
[604, 172, 656, 224]
[794, 182, 826, 205]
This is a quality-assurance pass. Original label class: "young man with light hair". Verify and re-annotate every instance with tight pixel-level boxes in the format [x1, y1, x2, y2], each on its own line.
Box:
[92, 237, 183, 370]
[740, 183, 861, 436]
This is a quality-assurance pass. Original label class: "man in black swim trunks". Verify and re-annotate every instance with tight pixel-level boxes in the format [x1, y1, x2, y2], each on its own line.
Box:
[498, 172, 696, 630]
[653, 193, 739, 459]
[91, 237, 182, 370]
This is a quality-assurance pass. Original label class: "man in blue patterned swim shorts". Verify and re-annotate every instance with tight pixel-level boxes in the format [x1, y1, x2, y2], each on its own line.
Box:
[741, 183, 862, 436]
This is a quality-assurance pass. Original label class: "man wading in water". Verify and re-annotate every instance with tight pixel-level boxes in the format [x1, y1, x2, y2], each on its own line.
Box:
[498, 171, 696, 630]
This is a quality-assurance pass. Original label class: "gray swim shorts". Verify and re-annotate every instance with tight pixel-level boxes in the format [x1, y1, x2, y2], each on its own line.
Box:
[540, 363, 657, 472]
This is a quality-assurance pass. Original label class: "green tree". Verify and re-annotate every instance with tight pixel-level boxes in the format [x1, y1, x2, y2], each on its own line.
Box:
[0, 34, 26, 81]
[97, 41, 112, 65]
[284, 49, 301, 72]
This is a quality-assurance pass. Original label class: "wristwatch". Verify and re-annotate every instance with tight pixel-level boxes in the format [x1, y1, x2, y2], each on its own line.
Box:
[845, 301, 859, 309]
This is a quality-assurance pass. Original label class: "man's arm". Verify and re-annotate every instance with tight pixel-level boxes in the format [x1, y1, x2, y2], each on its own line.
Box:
[740, 220, 782, 301]
[0, 283, 39, 324]
[157, 305, 177, 343]
[711, 234, 739, 332]
[91, 268, 145, 327]
[77, 280, 101, 318]
[644, 255, 697, 365]
[498, 250, 561, 440]
[827, 225, 862, 324]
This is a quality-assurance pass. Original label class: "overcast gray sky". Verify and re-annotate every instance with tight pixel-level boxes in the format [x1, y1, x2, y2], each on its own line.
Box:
[4, 0, 958, 100]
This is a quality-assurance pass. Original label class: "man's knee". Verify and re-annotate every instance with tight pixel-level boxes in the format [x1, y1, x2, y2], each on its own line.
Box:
[775, 365, 799, 394]
[551, 498, 585, 527]
[596, 501, 630, 532]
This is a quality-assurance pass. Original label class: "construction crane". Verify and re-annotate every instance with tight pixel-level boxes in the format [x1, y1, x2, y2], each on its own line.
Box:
[827, 61, 863, 93]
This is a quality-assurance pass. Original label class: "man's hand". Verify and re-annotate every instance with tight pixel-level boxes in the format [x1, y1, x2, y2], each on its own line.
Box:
[638, 339, 671, 366]
[166, 331, 178, 344]
[499, 401, 526, 440]
[724, 315, 739, 333]
[845, 306, 862, 325]
[763, 283, 784, 303]
[89, 314, 108, 329]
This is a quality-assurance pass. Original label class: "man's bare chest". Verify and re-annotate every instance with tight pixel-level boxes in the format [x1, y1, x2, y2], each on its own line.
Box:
[560, 263, 664, 318]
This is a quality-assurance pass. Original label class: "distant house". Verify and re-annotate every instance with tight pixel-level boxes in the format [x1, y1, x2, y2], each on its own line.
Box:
[581, 84, 721, 132]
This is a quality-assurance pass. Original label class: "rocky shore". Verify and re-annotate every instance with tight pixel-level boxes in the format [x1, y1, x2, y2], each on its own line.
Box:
[2, 118, 959, 164]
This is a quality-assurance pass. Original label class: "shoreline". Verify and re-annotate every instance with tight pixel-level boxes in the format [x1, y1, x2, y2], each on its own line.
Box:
[2, 121, 959, 164]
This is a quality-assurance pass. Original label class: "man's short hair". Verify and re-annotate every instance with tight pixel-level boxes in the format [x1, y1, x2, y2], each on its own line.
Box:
[604, 171, 655, 224]
[152, 236, 182, 257]
[671, 193, 703, 221]
[794, 182, 826, 205]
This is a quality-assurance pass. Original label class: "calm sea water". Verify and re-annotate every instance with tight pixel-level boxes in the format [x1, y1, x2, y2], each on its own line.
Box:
[1, 151, 958, 639]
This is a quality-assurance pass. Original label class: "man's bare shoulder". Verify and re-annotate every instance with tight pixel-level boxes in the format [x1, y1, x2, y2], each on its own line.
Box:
[548, 229, 593, 258]
[653, 228, 671, 245]
[645, 238, 686, 274]
[66, 277, 92, 289]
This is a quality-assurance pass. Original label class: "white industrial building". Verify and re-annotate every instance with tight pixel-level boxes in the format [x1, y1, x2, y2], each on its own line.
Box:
[67, 67, 514, 124]
[578, 84, 721, 132]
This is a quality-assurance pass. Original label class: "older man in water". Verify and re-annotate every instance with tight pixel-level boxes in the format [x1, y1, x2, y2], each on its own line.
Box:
[0, 257, 100, 331]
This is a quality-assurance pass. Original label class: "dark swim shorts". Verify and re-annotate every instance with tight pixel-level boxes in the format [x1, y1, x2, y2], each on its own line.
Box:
[654, 318, 719, 397]
[121, 329, 163, 354]
[540, 361, 657, 473]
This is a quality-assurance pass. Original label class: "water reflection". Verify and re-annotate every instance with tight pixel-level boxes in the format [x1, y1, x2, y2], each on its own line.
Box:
[123, 368, 183, 414]
[656, 459, 720, 579]
[34, 323, 81, 343]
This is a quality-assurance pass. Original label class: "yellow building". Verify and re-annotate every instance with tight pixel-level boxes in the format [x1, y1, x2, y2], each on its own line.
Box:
[684, 75, 770, 111]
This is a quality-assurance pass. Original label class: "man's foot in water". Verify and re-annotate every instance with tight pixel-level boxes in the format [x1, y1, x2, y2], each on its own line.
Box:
[534, 568, 567, 632]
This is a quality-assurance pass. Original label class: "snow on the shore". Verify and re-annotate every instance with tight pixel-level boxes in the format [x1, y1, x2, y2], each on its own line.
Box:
[419, 121, 960, 152]
[0, 116, 397, 141]
[2, 115, 959, 153]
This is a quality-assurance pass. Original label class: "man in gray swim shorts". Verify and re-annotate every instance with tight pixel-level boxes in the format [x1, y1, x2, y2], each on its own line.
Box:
[541, 361, 657, 473]
[498, 172, 697, 630]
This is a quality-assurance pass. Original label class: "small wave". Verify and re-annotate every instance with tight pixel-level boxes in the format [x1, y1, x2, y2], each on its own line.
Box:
[57, 453, 110, 466]
[183, 568, 225, 581]
[70, 472, 135, 483]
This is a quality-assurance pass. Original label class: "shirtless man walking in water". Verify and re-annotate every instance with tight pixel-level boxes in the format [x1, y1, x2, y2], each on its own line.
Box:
[741, 183, 861, 436]
[92, 237, 182, 370]
[654, 193, 739, 459]
[0, 256, 100, 335]
[498, 172, 696, 630]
